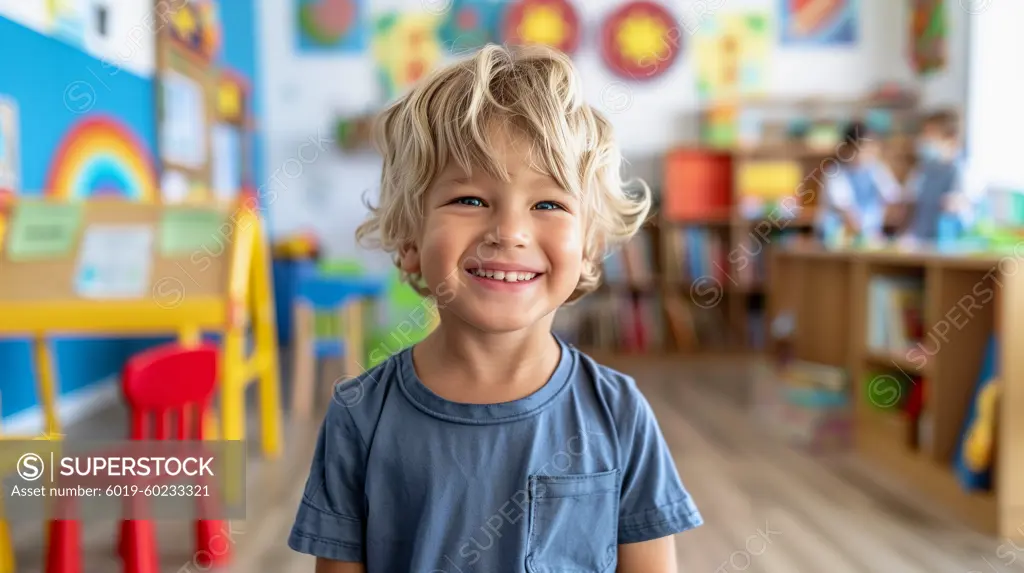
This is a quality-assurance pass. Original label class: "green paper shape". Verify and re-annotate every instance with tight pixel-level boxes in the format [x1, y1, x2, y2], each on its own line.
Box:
[159, 208, 226, 257]
[7, 202, 83, 261]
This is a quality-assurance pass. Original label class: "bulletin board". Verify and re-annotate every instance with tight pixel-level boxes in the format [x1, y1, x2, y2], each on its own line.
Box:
[0, 200, 226, 304]
[155, 0, 220, 204]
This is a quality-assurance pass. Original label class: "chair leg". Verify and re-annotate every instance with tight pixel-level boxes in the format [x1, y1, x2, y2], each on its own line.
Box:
[120, 519, 159, 573]
[0, 518, 13, 573]
[45, 520, 81, 573]
[195, 520, 232, 567]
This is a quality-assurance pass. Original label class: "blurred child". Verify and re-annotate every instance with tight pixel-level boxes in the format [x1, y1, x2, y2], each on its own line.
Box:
[901, 110, 977, 242]
[818, 121, 903, 243]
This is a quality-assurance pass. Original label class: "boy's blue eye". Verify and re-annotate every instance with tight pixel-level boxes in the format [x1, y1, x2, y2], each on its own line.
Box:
[454, 197, 486, 207]
[534, 201, 565, 211]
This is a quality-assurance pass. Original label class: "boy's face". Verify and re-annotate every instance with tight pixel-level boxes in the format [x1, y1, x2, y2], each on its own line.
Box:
[401, 129, 585, 334]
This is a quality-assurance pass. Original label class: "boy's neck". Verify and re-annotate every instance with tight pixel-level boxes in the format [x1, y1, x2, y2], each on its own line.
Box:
[412, 319, 562, 404]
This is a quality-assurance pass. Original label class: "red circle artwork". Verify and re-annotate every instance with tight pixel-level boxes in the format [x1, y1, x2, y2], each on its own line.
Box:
[601, 1, 681, 81]
[501, 0, 580, 55]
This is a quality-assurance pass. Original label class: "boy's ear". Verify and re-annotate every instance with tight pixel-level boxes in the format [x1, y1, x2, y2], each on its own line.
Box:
[398, 241, 422, 275]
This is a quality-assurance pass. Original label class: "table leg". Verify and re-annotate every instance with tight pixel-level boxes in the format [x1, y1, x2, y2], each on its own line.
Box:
[34, 336, 59, 436]
[343, 299, 364, 378]
[291, 304, 315, 419]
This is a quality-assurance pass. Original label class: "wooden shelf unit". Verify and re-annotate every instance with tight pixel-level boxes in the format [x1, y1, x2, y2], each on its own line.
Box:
[767, 244, 1024, 539]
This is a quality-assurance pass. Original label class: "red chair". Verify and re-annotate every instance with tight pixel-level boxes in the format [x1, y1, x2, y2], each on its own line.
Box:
[45, 343, 230, 573]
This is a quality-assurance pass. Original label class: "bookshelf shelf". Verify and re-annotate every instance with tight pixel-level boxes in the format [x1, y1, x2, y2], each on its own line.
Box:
[768, 246, 1024, 540]
[863, 349, 926, 375]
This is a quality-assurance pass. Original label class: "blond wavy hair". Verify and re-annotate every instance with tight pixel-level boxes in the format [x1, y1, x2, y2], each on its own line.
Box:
[356, 43, 651, 302]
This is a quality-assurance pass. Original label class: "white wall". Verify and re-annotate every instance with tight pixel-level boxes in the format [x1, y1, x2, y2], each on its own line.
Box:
[965, 0, 1021, 190]
[0, 0, 156, 77]
[258, 0, 970, 263]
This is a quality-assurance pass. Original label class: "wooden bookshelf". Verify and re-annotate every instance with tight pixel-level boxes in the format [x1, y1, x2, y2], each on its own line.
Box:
[767, 243, 1024, 539]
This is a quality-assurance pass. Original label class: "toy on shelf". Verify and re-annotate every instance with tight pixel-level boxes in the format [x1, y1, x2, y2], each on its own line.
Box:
[272, 232, 321, 260]
[955, 334, 999, 492]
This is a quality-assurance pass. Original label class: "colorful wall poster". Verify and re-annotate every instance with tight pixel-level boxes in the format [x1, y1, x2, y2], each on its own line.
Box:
[0, 96, 20, 195]
[600, 1, 682, 82]
[168, 0, 223, 62]
[694, 12, 771, 101]
[501, 0, 580, 55]
[372, 12, 443, 101]
[909, 0, 947, 75]
[46, 115, 157, 201]
[779, 0, 857, 45]
[160, 69, 208, 170]
[440, 0, 504, 53]
[296, 0, 367, 53]
[74, 224, 154, 299]
[6, 202, 82, 261]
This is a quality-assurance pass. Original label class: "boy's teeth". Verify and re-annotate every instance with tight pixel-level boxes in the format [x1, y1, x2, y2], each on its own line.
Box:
[470, 269, 537, 282]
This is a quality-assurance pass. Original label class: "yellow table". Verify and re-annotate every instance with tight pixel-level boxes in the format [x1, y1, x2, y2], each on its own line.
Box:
[0, 200, 282, 458]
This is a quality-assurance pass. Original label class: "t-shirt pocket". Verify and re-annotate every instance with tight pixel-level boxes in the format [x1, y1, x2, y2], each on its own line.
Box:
[525, 469, 620, 573]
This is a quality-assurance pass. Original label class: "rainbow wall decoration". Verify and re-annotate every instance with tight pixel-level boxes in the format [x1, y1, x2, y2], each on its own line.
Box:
[45, 116, 157, 201]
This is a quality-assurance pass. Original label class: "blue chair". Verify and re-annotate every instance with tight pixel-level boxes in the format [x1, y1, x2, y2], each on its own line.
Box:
[290, 262, 386, 419]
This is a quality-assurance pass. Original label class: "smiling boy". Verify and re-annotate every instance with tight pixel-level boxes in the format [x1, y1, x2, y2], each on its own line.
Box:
[288, 44, 702, 573]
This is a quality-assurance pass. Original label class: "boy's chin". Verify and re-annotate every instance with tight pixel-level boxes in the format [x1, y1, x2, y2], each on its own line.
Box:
[452, 303, 556, 334]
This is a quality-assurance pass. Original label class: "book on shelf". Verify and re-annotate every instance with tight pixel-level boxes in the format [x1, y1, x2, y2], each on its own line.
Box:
[664, 227, 729, 285]
[866, 276, 924, 355]
[557, 292, 665, 354]
[603, 232, 655, 286]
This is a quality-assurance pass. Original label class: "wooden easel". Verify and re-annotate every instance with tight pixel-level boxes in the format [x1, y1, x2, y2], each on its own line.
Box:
[0, 197, 282, 458]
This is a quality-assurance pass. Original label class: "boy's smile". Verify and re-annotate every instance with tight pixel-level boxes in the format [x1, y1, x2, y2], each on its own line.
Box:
[399, 126, 585, 334]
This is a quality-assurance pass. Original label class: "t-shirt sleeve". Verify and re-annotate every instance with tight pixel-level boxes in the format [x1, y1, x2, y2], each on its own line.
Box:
[617, 383, 703, 544]
[288, 400, 367, 562]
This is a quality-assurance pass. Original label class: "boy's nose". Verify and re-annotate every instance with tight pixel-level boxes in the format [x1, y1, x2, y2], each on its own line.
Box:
[483, 216, 530, 250]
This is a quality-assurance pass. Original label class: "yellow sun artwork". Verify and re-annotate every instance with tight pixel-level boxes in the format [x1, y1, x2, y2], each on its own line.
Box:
[520, 5, 566, 46]
[617, 14, 671, 63]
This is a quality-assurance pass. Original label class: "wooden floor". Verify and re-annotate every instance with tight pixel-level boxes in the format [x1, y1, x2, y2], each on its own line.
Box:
[12, 354, 1024, 572]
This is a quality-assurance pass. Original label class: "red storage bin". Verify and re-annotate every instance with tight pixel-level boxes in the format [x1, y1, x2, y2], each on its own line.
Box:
[663, 148, 733, 221]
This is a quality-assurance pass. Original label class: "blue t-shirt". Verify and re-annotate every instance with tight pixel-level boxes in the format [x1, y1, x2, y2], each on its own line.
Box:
[288, 336, 703, 572]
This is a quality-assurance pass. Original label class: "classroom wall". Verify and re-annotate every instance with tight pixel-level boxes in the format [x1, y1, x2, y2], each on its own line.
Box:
[257, 0, 970, 265]
[965, 1, 1021, 190]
